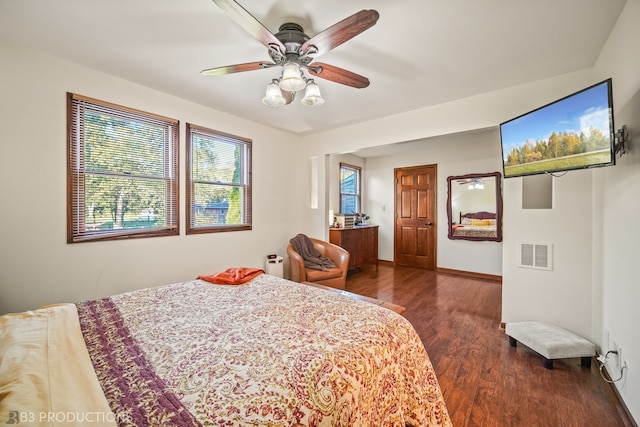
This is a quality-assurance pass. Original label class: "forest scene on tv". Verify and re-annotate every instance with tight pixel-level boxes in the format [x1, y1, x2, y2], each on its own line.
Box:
[501, 81, 613, 177]
[503, 127, 611, 177]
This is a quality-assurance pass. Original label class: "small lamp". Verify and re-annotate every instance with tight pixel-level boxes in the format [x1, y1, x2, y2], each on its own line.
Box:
[262, 81, 286, 107]
[279, 62, 307, 92]
[301, 80, 325, 107]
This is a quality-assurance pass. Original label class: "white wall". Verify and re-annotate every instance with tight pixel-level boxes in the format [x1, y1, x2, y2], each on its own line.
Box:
[0, 42, 307, 314]
[592, 0, 640, 419]
[503, 0, 640, 420]
[502, 171, 594, 336]
[363, 128, 503, 275]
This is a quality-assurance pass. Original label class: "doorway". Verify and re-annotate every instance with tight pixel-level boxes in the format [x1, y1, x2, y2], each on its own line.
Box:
[394, 164, 437, 270]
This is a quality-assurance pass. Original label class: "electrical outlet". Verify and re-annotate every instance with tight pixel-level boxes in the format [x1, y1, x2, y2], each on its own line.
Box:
[613, 342, 622, 371]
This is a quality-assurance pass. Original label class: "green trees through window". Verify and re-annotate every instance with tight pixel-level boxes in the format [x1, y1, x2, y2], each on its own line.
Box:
[67, 93, 179, 242]
[186, 124, 252, 234]
[67, 94, 252, 241]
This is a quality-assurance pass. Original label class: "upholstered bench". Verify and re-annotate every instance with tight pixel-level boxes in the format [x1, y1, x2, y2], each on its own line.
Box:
[505, 321, 596, 369]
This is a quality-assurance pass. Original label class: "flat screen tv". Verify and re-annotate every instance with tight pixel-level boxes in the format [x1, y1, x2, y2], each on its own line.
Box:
[500, 79, 615, 178]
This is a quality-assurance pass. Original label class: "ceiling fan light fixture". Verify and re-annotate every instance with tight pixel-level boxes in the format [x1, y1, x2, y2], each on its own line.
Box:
[301, 80, 324, 107]
[204, 4, 379, 109]
[279, 62, 307, 92]
[467, 179, 485, 190]
[262, 81, 286, 107]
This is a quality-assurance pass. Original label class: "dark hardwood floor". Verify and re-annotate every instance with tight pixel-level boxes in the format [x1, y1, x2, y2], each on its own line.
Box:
[345, 264, 630, 427]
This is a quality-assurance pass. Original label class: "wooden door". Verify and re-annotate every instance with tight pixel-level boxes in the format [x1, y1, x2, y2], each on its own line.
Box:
[394, 165, 437, 269]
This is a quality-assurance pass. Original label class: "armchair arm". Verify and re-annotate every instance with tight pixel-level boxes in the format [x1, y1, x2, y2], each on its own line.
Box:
[286, 243, 306, 282]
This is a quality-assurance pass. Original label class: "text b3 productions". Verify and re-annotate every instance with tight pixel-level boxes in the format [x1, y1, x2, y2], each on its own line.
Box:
[5, 410, 133, 424]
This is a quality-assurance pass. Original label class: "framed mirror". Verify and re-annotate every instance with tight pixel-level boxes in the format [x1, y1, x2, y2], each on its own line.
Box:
[446, 172, 503, 242]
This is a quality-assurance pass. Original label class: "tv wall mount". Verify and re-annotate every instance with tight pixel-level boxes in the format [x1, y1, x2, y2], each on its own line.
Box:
[614, 124, 629, 157]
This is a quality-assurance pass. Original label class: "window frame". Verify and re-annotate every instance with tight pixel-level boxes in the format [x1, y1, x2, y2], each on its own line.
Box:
[339, 162, 362, 214]
[186, 123, 252, 234]
[67, 93, 180, 243]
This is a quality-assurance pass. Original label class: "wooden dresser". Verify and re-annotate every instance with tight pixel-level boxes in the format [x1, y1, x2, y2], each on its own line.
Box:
[329, 225, 378, 271]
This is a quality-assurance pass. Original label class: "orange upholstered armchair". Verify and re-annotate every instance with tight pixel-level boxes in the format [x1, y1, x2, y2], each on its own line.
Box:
[287, 237, 350, 289]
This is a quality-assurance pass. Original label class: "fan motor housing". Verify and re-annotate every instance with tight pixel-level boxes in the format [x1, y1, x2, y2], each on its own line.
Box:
[275, 23, 309, 55]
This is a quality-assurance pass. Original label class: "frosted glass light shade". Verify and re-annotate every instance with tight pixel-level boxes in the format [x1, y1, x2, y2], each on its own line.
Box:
[279, 62, 306, 92]
[262, 82, 286, 107]
[301, 81, 324, 107]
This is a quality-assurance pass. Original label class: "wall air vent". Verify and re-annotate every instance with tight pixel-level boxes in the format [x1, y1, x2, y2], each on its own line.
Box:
[518, 242, 553, 270]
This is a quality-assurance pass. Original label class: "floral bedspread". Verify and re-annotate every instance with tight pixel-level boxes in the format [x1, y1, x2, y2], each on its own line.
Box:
[453, 225, 497, 238]
[78, 274, 451, 426]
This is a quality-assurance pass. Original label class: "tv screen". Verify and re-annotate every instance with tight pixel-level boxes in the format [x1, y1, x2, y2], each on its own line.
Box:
[500, 79, 615, 178]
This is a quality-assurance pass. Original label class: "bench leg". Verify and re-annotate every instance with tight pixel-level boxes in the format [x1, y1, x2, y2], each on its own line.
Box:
[508, 336, 517, 347]
[543, 357, 553, 369]
[581, 356, 592, 368]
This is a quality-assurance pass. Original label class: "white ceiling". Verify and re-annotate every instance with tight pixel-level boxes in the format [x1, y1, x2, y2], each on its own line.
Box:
[0, 0, 626, 136]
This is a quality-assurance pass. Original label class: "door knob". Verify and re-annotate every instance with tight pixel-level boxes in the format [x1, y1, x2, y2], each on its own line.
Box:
[426, 222, 433, 225]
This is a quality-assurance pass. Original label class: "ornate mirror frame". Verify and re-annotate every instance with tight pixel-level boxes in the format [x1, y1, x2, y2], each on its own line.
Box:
[446, 172, 503, 242]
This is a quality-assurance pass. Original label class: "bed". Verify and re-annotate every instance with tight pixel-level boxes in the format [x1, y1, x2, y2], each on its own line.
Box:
[0, 273, 451, 426]
[452, 211, 498, 238]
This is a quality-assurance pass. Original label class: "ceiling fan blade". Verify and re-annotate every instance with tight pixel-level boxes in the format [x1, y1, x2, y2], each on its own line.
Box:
[307, 63, 370, 88]
[301, 9, 379, 58]
[200, 61, 274, 76]
[212, 0, 285, 53]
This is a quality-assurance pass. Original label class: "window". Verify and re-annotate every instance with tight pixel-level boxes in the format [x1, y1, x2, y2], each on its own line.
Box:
[186, 124, 252, 234]
[67, 93, 179, 243]
[339, 163, 361, 214]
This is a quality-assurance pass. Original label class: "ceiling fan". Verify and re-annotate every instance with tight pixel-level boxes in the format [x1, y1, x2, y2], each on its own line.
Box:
[201, 0, 380, 107]
[457, 178, 487, 189]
